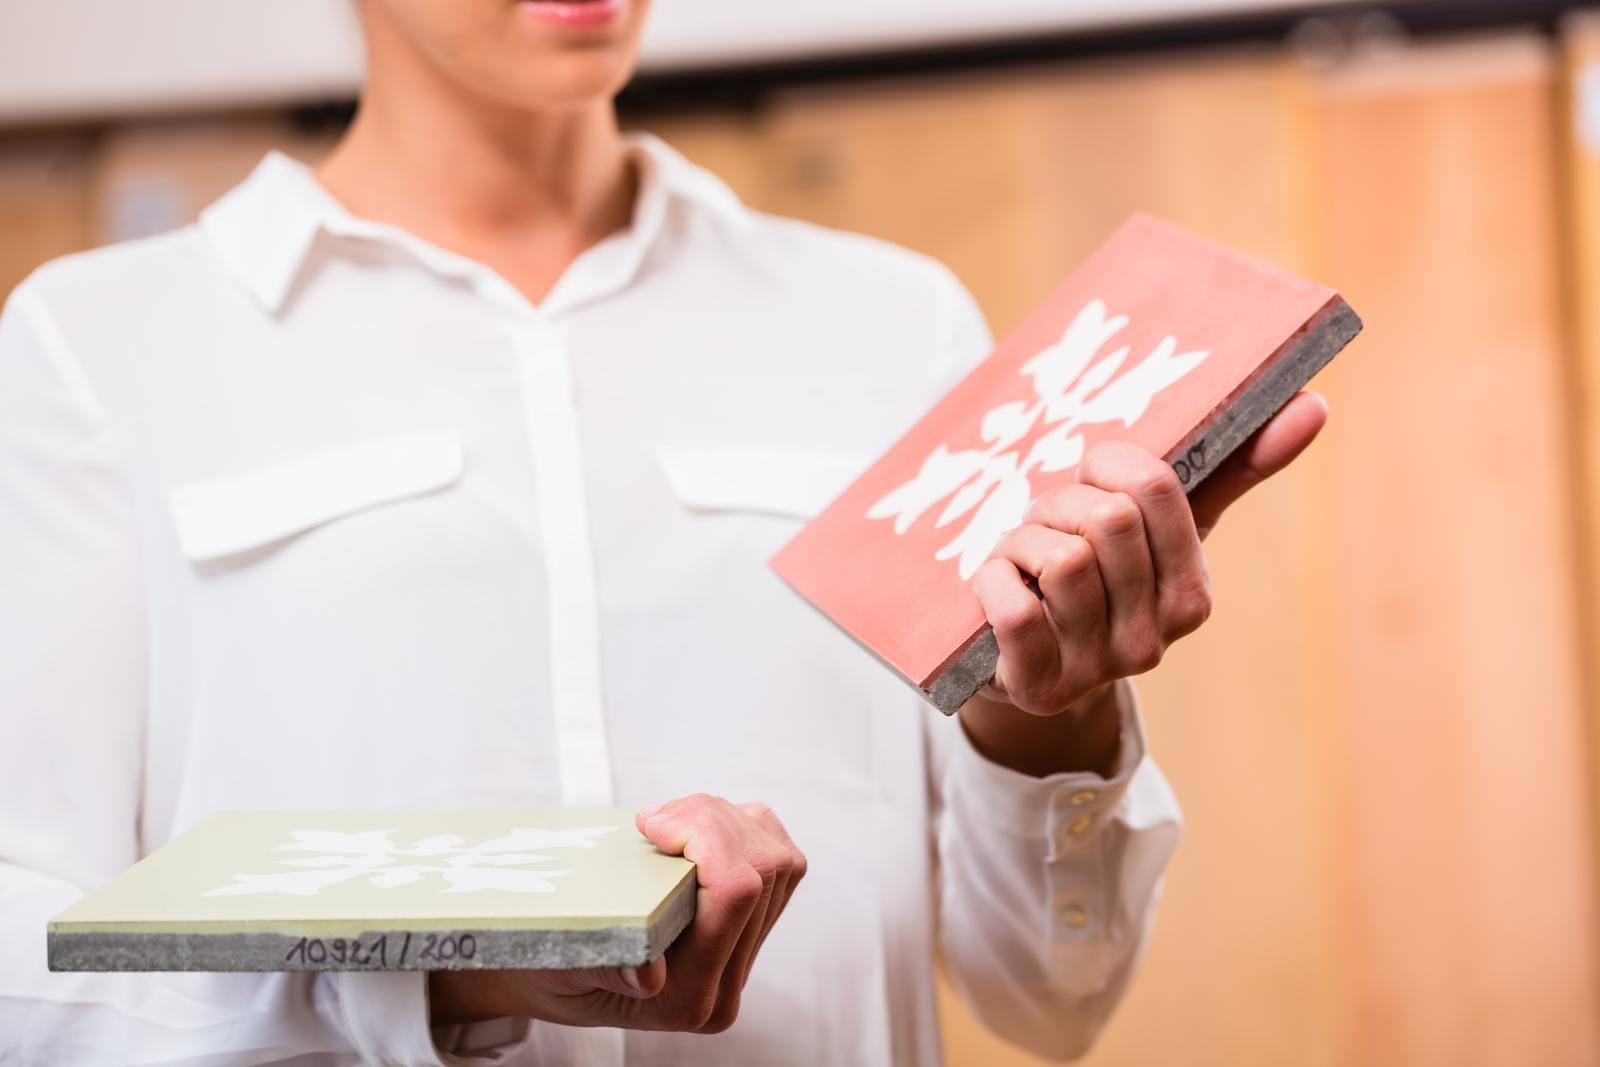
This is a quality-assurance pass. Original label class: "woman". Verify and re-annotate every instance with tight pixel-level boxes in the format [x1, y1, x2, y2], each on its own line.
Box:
[0, 1, 1326, 1063]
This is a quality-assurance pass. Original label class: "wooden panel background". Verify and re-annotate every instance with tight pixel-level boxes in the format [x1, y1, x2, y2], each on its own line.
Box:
[657, 36, 1600, 1067]
[1564, 15, 1600, 954]
[89, 115, 337, 245]
[1309, 35, 1599, 1067]
[0, 133, 93, 297]
[2, 29, 1597, 1067]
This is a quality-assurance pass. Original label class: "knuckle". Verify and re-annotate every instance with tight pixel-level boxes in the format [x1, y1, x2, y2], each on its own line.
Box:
[1117, 630, 1166, 674]
[974, 556, 1012, 580]
[1007, 668, 1064, 714]
[768, 842, 794, 877]
[1013, 681, 1050, 713]
[1033, 686, 1073, 715]
[1081, 441, 1149, 484]
[971, 557, 1015, 595]
[1130, 462, 1184, 502]
[1012, 690, 1052, 715]
[725, 863, 766, 905]
[1164, 587, 1214, 637]
[698, 994, 742, 1034]
[766, 809, 795, 841]
[679, 989, 720, 1031]
[748, 850, 779, 887]
[1003, 684, 1039, 713]
[1042, 539, 1094, 582]
[1088, 494, 1143, 537]
[990, 596, 1046, 641]
[1028, 488, 1067, 520]
[1082, 441, 1120, 469]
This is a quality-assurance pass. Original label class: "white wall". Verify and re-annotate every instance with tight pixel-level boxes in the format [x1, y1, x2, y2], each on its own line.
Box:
[0, 0, 1353, 125]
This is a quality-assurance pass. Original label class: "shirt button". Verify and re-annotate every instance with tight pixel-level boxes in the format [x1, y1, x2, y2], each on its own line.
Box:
[1059, 903, 1089, 929]
[1068, 789, 1099, 806]
[1067, 813, 1093, 836]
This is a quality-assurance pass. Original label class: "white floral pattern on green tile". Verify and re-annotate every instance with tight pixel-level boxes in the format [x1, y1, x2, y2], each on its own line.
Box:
[204, 826, 618, 897]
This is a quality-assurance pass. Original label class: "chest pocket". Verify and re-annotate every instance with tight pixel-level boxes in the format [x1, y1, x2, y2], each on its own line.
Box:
[654, 446, 869, 521]
[169, 430, 465, 563]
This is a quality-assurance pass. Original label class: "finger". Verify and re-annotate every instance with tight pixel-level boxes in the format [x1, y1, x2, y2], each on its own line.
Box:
[988, 524, 1105, 640]
[1030, 482, 1157, 659]
[972, 556, 1064, 714]
[737, 803, 806, 952]
[631, 955, 669, 997]
[1189, 391, 1327, 537]
[1076, 443, 1211, 642]
[736, 806, 790, 943]
[737, 803, 797, 854]
[738, 803, 806, 897]
[665, 799, 778, 1035]
[715, 813, 780, 986]
[637, 797, 767, 1028]
[555, 958, 668, 1000]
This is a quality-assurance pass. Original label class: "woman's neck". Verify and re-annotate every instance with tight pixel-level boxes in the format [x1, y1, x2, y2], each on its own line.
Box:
[316, 31, 635, 304]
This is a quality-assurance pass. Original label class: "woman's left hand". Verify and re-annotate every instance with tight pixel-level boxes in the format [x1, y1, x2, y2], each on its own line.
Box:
[970, 390, 1328, 718]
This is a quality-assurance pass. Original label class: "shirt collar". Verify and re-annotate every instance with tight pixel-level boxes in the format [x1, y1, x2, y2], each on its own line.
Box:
[197, 131, 749, 316]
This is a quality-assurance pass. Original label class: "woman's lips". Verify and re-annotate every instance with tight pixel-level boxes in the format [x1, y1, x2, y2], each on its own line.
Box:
[518, 0, 624, 28]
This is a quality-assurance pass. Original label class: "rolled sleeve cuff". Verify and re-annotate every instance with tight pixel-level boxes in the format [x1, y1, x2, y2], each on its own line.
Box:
[946, 679, 1148, 845]
[334, 972, 533, 1066]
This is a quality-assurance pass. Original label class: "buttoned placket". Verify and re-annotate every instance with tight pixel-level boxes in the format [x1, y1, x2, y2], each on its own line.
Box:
[508, 308, 614, 807]
[466, 259, 639, 1067]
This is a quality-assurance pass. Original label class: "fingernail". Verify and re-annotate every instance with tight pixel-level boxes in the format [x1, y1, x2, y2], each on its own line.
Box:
[646, 810, 673, 823]
[637, 803, 661, 820]
[621, 965, 645, 996]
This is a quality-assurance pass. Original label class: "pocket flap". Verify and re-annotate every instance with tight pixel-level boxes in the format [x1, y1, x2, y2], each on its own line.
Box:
[169, 430, 465, 562]
[656, 446, 869, 521]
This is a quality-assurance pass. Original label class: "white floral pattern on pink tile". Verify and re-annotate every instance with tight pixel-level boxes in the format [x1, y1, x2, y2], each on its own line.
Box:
[868, 299, 1209, 578]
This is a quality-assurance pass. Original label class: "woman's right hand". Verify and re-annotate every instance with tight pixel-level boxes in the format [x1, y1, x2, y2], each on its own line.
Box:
[429, 794, 806, 1034]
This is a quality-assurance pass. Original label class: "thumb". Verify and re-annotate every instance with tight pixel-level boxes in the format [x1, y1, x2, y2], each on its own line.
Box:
[558, 956, 668, 1000]
[1188, 390, 1327, 537]
[635, 803, 696, 858]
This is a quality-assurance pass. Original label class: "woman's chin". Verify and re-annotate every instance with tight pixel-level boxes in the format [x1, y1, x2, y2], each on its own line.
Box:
[487, 49, 640, 110]
[361, 0, 648, 114]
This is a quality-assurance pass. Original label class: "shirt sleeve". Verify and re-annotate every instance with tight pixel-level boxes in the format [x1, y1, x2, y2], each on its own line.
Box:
[0, 278, 526, 1067]
[930, 681, 1181, 1061]
[918, 269, 1182, 1060]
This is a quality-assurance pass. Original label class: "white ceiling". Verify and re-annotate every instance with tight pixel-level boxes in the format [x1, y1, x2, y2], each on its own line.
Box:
[0, 0, 1364, 125]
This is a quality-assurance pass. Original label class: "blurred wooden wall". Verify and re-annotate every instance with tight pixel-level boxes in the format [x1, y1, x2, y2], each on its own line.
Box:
[655, 36, 1600, 1067]
[3, 26, 1599, 1067]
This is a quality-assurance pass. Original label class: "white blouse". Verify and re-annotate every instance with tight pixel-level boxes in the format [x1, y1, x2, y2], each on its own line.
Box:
[0, 134, 1181, 1066]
